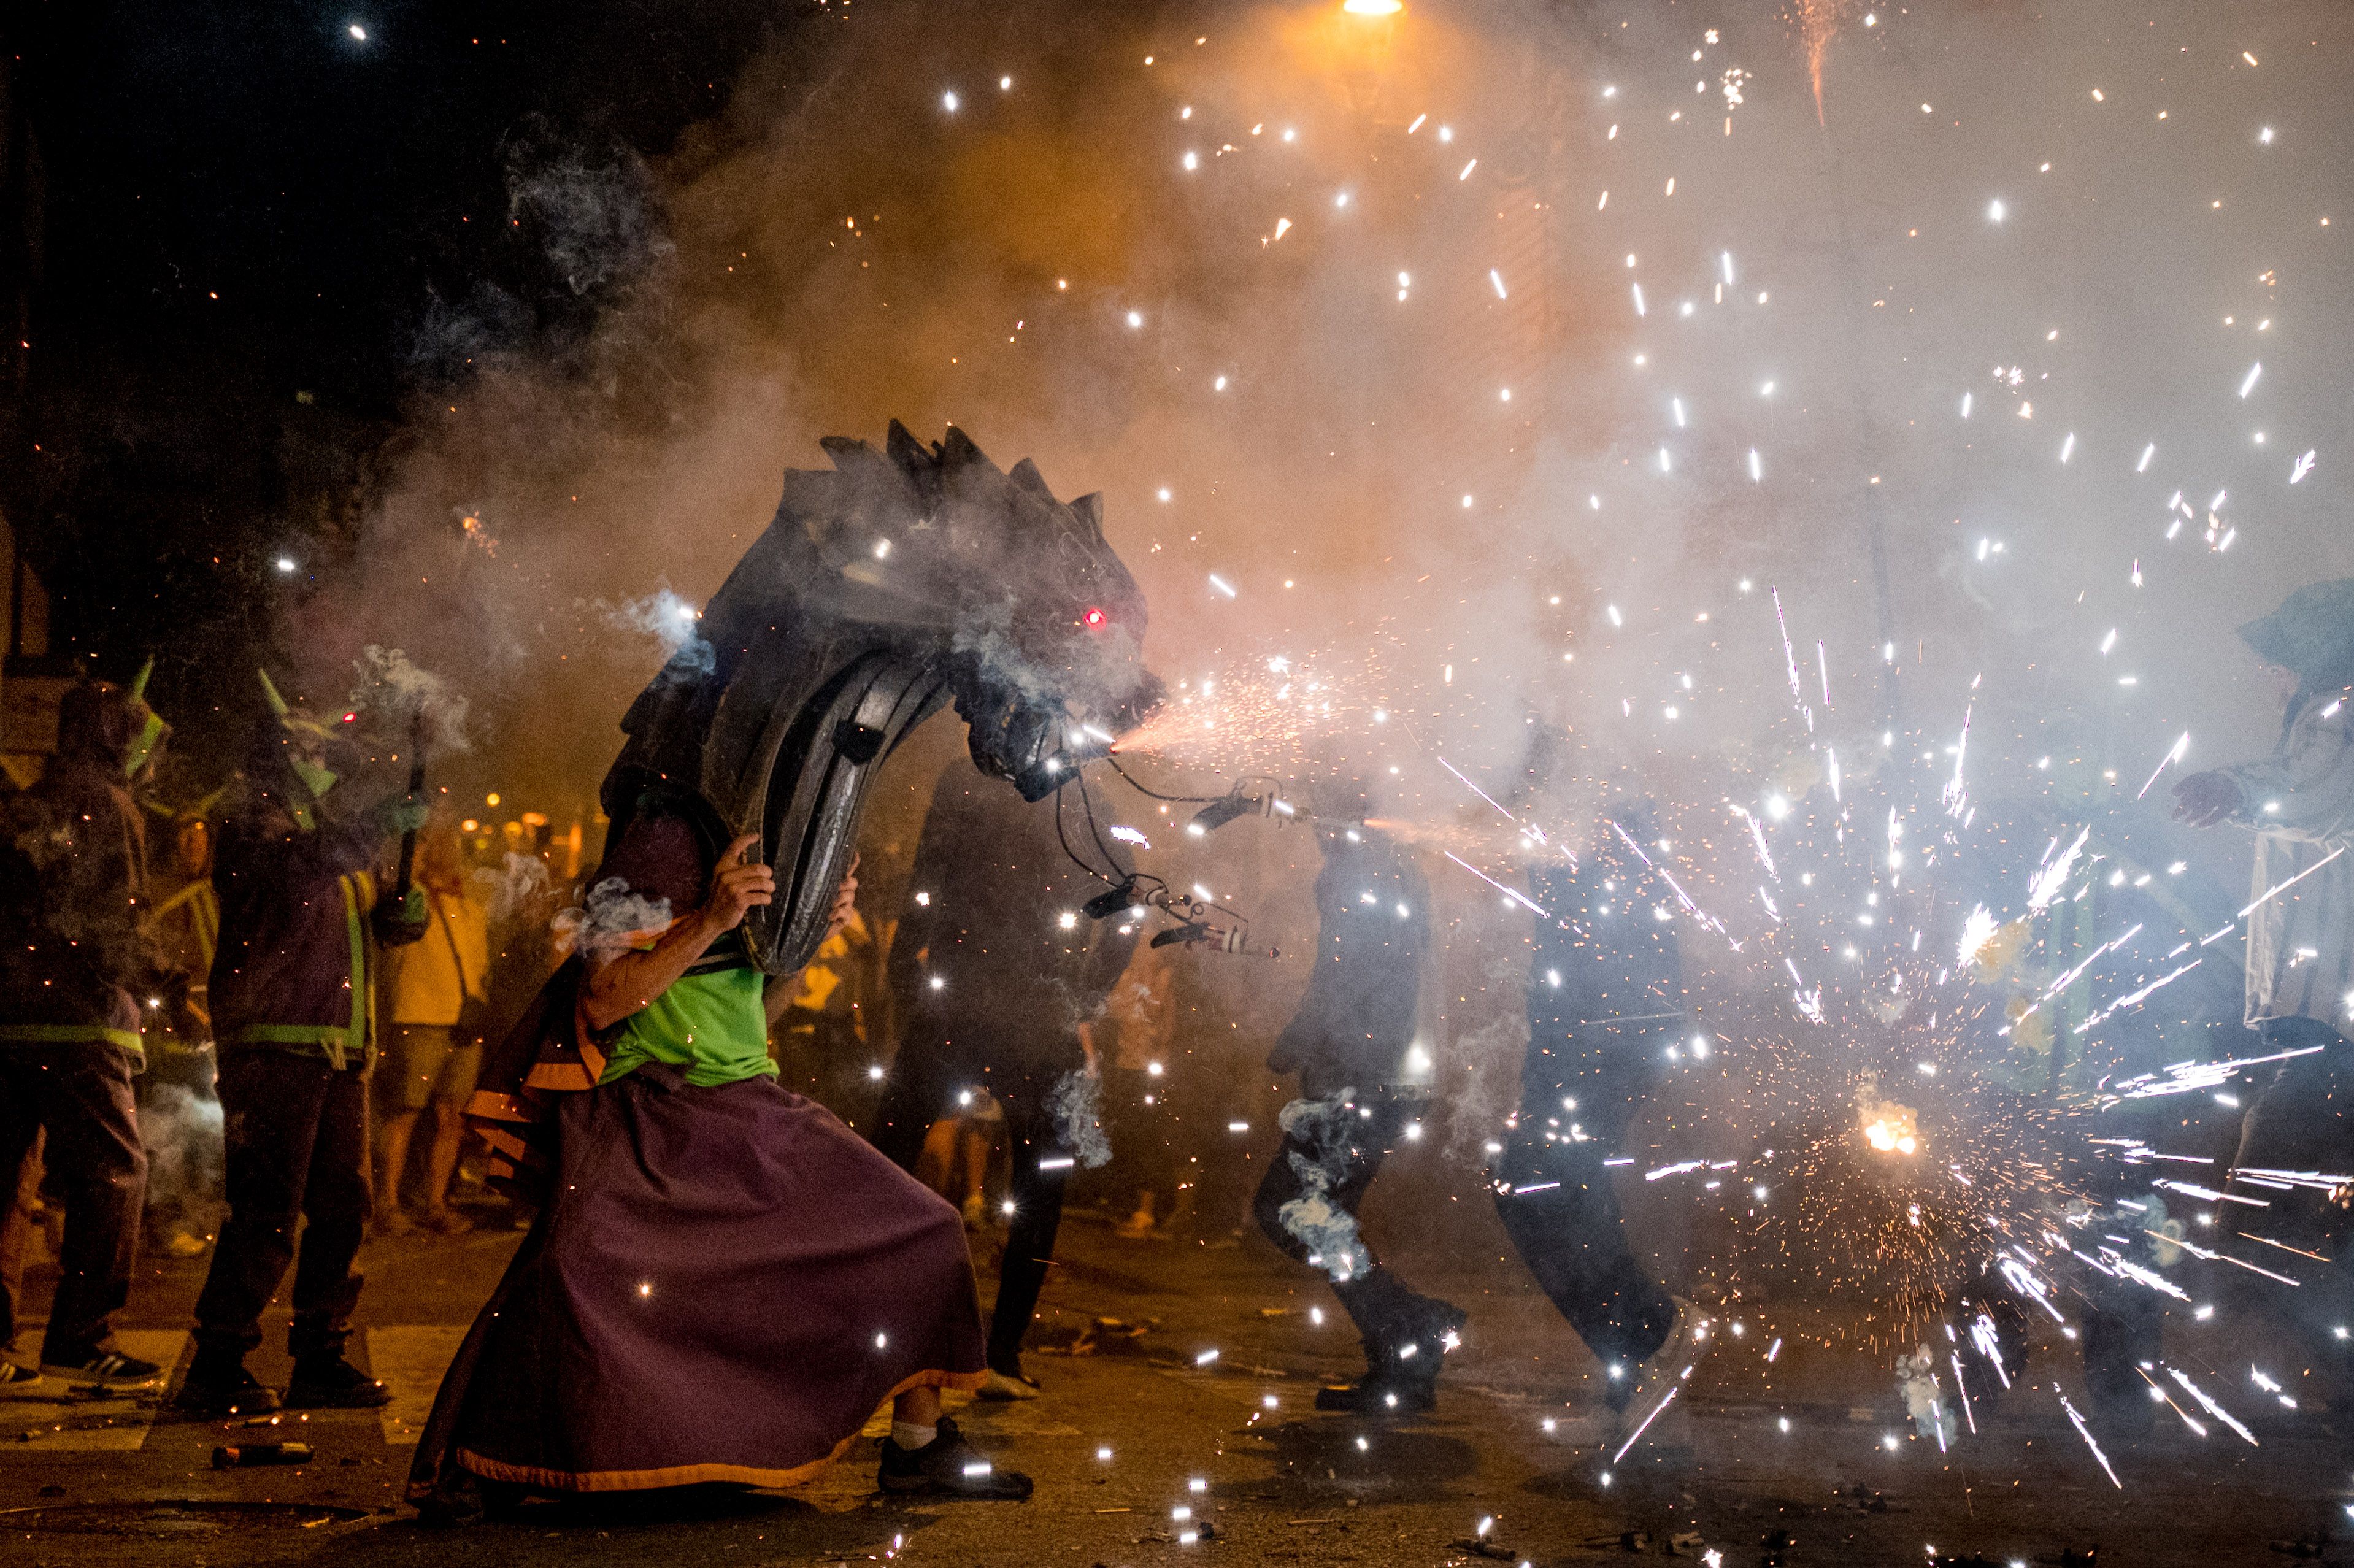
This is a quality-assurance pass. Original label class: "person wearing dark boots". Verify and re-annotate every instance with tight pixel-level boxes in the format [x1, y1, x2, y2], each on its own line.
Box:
[2174, 578, 2354, 1380]
[1492, 801, 1704, 1450]
[0, 671, 181, 1391]
[1253, 820, 1465, 1414]
[873, 760, 1139, 1401]
[172, 674, 428, 1418]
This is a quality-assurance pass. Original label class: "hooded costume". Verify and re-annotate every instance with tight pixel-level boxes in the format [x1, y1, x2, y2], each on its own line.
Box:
[407, 786, 986, 1505]
[1250, 823, 1466, 1412]
[2218, 579, 2354, 1031]
[870, 759, 1139, 1383]
[1492, 805, 1684, 1391]
[0, 674, 176, 1374]
[178, 676, 426, 1410]
[2207, 583, 2354, 1303]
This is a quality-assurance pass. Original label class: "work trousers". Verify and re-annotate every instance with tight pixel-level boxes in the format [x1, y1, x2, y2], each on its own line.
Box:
[0, 1045, 147, 1361]
[1251, 1078, 1460, 1359]
[1492, 1019, 1676, 1380]
[2222, 1015, 2354, 1342]
[191, 1050, 371, 1361]
[872, 1051, 1072, 1372]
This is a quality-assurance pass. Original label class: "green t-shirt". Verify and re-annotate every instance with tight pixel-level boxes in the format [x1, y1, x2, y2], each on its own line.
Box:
[598, 963, 779, 1088]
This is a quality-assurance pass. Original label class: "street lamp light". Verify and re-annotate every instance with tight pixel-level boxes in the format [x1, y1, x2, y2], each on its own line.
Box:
[1342, 0, 1402, 13]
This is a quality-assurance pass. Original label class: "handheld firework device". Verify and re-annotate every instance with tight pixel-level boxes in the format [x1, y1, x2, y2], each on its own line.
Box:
[603, 423, 1163, 977]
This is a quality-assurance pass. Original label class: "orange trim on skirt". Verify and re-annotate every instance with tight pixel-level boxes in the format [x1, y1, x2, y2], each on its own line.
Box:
[447, 1368, 987, 1494]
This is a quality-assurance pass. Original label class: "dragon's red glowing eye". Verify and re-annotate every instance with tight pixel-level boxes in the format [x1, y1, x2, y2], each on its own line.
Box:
[1082, 607, 1106, 628]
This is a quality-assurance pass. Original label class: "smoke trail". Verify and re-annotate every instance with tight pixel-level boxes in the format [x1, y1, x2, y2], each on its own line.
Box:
[553, 876, 674, 958]
[136, 1082, 224, 1239]
[348, 645, 473, 755]
[1048, 1067, 1114, 1170]
[1275, 1087, 1374, 1282]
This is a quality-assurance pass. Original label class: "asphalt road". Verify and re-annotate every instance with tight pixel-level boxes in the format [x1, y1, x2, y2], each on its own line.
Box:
[4, 1170, 2350, 1567]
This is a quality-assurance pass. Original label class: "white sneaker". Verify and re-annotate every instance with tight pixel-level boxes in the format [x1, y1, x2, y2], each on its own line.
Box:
[1610, 1297, 1709, 1458]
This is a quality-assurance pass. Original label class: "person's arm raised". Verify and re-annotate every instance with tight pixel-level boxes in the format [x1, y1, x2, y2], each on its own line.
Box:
[579, 833, 774, 1033]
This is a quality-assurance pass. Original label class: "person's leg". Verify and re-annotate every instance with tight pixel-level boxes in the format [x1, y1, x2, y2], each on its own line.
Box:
[985, 1085, 1068, 1380]
[421, 1039, 480, 1229]
[1492, 1026, 1678, 1403]
[960, 1122, 990, 1209]
[27, 1046, 150, 1372]
[0, 1063, 43, 1362]
[285, 1065, 384, 1404]
[421, 1104, 471, 1224]
[374, 1110, 420, 1228]
[187, 1051, 331, 1399]
[915, 1118, 958, 1194]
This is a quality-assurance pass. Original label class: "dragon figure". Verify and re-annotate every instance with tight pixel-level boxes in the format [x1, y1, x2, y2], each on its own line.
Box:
[601, 420, 1163, 977]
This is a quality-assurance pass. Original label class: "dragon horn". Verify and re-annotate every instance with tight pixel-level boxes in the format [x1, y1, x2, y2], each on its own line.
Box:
[128, 658, 153, 702]
[256, 668, 291, 718]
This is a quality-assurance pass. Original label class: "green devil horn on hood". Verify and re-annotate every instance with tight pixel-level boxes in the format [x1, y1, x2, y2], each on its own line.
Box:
[257, 668, 292, 718]
[128, 658, 153, 702]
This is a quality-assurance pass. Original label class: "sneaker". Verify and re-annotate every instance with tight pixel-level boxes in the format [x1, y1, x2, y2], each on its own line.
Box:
[878, 1415, 1033, 1500]
[171, 1361, 282, 1418]
[374, 1206, 417, 1239]
[1116, 1208, 1156, 1240]
[421, 1207, 475, 1237]
[285, 1354, 392, 1410]
[976, 1367, 1043, 1402]
[1610, 1297, 1709, 1456]
[0, 1361, 45, 1396]
[39, 1348, 166, 1389]
[163, 1230, 212, 1258]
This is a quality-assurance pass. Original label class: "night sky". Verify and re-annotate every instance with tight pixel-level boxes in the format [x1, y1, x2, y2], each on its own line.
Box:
[5, 2, 794, 735]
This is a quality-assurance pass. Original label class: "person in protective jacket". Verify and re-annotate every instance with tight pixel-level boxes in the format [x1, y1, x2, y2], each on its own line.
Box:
[173, 672, 428, 1417]
[0, 667, 180, 1391]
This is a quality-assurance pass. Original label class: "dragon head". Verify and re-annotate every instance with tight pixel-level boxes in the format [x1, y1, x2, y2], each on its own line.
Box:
[604, 422, 1162, 973]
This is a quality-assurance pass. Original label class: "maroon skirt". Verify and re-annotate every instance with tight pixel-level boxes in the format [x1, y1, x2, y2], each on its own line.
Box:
[409, 1067, 985, 1496]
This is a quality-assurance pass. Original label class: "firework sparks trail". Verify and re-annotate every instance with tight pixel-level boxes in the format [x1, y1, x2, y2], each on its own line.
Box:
[1950, 1351, 1976, 1433]
[1942, 704, 1974, 818]
[1435, 754, 1523, 830]
[2235, 845, 2348, 921]
[1772, 587, 1804, 705]
[1998, 1256, 2064, 1323]
[1441, 851, 1549, 918]
[1610, 1369, 1689, 1464]
[1729, 802, 1779, 880]
[2006, 923, 2144, 1033]
[1969, 1315, 2012, 1389]
[2152, 1178, 2267, 1209]
[2228, 1166, 2354, 1193]
[2169, 1367, 2259, 1445]
[2075, 959, 2203, 1035]
[2135, 1366, 2209, 1437]
[2241, 1232, 2332, 1262]
[2136, 732, 2191, 799]
[2109, 1043, 2328, 1100]
[2147, 1229, 2301, 1287]
[1607, 818, 1736, 945]
[2057, 1386, 2125, 1489]
[2026, 826, 2090, 912]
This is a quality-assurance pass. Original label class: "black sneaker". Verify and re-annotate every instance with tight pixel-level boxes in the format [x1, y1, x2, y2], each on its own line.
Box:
[0, 1361, 45, 1396]
[39, 1348, 165, 1389]
[171, 1362, 282, 1418]
[285, 1354, 391, 1410]
[878, 1416, 1033, 1500]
